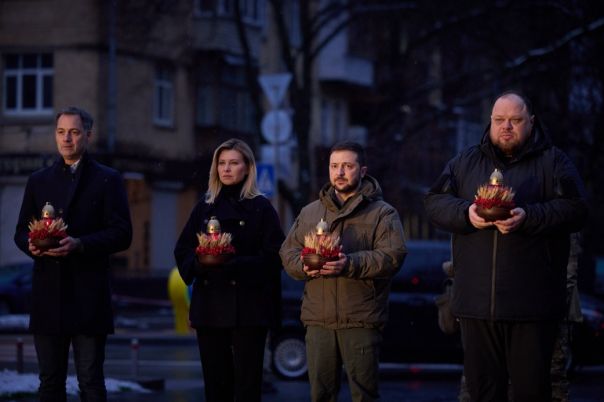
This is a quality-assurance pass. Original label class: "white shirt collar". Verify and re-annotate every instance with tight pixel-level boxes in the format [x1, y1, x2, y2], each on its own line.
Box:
[69, 158, 82, 173]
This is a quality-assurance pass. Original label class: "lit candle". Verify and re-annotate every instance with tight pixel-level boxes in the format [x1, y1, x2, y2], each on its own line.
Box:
[41, 202, 55, 228]
[316, 218, 329, 236]
[207, 216, 221, 240]
[489, 169, 504, 186]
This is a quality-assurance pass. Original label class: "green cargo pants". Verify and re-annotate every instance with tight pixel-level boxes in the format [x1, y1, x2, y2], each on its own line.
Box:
[305, 326, 382, 402]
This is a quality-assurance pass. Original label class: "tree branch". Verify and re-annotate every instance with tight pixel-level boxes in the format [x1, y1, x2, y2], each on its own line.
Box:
[505, 17, 604, 69]
[233, 0, 263, 146]
[268, 0, 297, 82]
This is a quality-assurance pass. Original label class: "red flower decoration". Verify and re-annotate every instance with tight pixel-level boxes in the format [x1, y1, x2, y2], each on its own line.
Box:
[28, 218, 68, 240]
[474, 184, 516, 209]
[302, 233, 341, 259]
[195, 232, 236, 256]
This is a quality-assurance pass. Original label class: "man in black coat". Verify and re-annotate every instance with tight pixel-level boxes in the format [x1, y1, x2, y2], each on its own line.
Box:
[424, 92, 587, 402]
[14, 106, 132, 402]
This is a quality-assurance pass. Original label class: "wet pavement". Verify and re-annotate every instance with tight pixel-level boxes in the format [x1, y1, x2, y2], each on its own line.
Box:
[3, 331, 604, 401]
[5, 368, 604, 402]
[2, 309, 604, 401]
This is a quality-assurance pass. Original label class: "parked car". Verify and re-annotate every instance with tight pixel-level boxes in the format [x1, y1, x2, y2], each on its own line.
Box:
[0, 262, 33, 314]
[570, 293, 604, 373]
[270, 240, 604, 380]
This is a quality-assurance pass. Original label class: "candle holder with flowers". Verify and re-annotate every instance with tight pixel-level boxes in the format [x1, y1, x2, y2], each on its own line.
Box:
[301, 219, 342, 270]
[474, 169, 516, 222]
[28, 202, 68, 251]
[195, 216, 236, 266]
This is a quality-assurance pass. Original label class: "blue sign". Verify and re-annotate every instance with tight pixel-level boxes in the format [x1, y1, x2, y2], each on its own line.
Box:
[257, 163, 276, 198]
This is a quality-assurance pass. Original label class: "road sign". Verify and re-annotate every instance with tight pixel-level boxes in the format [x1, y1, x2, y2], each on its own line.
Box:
[257, 163, 276, 198]
[258, 73, 292, 108]
[261, 110, 292, 144]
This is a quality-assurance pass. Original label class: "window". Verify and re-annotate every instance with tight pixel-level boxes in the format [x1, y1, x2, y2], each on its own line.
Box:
[195, 0, 265, 25]
[3, 53, 53, 116]
[219, 87, 255, 131]
[196, 60, 256, 133]
[196, 86, 215, 126]
[320, 98, 346, 146]
[153, 65, 174, 127]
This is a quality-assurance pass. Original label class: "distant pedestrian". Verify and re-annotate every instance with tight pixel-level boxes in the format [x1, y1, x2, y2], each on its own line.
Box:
[174, 138, 284, 402]
[280, 141, 407, 402]
[14, 106, 133, 401]
[424, 91, 588, 401]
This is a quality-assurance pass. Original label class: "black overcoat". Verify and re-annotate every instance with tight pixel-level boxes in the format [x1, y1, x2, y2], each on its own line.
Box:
[14, 153, 132, 334]
[174, 189, 284, 328]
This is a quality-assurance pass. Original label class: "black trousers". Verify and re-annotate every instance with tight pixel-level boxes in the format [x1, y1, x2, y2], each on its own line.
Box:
[33, 334, 107, 402]
[460, 318, 558, 402]
[196, 326, 268, 402]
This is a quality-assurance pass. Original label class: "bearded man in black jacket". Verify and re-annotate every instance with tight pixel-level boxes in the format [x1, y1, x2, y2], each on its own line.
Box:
[424, 91, 588, 402]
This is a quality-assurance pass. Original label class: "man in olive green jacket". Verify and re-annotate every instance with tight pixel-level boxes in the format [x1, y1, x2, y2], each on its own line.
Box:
[280, 141, 406, 402]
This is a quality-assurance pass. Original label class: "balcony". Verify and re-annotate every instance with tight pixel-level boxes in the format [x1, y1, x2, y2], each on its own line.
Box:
[317, 30, 374, 88]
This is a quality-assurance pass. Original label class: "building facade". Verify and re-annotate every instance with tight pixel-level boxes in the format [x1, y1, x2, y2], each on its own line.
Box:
[0, 0, 267, 273]
[1, 0, 380, 273]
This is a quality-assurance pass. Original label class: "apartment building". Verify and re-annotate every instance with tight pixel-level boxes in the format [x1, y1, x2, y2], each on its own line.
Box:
[0, 0, 270, 272]
[1, 0, 382, 274]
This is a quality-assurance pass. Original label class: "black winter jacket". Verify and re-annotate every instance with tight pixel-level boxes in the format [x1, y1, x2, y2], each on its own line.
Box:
[174, 185, 284, 329]
[424, 122, 587, 321]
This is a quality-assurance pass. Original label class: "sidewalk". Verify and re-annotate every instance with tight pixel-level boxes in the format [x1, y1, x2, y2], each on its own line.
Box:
[110, 328, 197, 345]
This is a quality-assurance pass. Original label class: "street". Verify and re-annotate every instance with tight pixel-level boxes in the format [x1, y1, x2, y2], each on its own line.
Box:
[1, 331, 604, 401]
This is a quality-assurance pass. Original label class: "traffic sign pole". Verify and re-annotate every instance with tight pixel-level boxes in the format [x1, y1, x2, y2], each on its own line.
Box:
[258, 73, 293, 216]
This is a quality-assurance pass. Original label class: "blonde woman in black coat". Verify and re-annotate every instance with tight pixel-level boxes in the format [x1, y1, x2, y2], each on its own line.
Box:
[174, 138, 284, 402]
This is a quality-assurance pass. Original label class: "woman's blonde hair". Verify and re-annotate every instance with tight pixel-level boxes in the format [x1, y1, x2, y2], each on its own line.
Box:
[205, 138, 263, 204]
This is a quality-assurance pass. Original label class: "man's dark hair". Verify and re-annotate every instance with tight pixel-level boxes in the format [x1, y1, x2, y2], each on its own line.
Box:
[330, 141, 367, 166]
[56, 106, 94, 132]
[493, 90, 534, 116]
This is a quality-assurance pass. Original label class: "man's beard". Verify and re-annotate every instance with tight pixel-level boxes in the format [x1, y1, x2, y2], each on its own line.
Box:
[492, 129, 530, 157]
[333, 176, 361, 195]
[496, 142, 519, 156]
[493, 137, 523, 157]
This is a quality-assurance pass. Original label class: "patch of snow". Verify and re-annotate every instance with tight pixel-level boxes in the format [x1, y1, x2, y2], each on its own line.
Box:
[0, 369, 150, 397]
[0, 369, 39, 396]
[105, 378, 150, 393]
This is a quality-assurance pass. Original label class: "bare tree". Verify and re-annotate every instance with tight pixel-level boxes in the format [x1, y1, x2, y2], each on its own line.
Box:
[209, 0, 604, 254]
[255, 0, 417, 211]
[364, 0, 604, 273]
